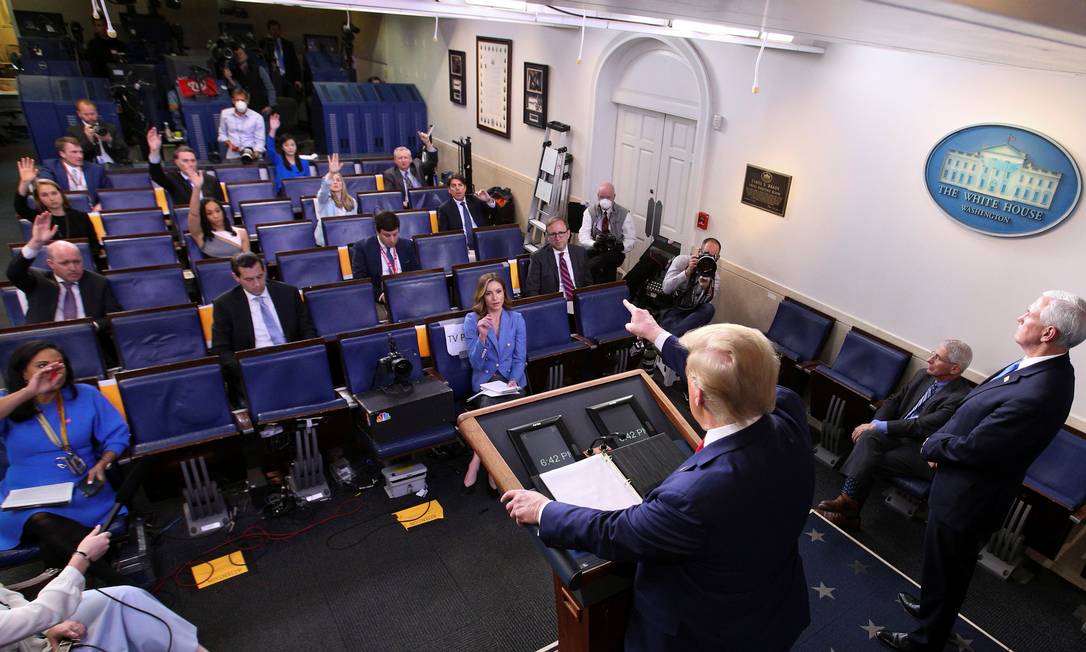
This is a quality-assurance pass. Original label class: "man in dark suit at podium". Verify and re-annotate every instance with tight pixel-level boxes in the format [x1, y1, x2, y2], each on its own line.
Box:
[503, 301, 815, 651]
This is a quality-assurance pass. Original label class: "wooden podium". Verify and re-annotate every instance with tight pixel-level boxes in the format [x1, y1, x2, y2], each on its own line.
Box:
[458, 370, 700, 651]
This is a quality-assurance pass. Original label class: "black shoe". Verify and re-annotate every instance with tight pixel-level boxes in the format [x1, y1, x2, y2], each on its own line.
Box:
[875, 631, 921, 651]
[897, 592, 922, 618]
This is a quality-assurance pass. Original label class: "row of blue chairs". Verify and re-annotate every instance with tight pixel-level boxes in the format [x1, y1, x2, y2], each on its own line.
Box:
[100, 158, 394, 191]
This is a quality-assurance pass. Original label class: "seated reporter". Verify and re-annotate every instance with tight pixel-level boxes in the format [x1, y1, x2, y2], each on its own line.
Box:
[187, 171, 250, 258]
[657, 237, 722, 337]
[436, 174, 496, 251]
[578, 182, 635, 283]
[14, 158, 103, 263]
[0, 342, 129, 587]
[217, 89, 265, 162]
[266, 113, 310, 195]
[350, 211, 419, 304]
[503, 301, 814, 651]
[462, 273, 526, 493]
[0, 526, 207, 652]
[36, 137, 111, 209]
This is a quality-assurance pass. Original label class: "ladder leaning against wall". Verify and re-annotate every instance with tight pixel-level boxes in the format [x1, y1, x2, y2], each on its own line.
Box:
[525, 121, 572, 253]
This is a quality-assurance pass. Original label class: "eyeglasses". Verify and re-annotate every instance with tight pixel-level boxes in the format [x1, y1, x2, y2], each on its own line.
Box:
[928, 351, 951, 364]
[546, 230, 569, 238]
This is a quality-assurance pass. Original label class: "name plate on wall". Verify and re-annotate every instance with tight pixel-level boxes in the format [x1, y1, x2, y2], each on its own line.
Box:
[924, 124, 1081, 237]
[741, 165, 792, 217]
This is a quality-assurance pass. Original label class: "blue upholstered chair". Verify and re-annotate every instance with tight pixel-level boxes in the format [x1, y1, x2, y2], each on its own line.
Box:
[282, 176, 323, 213]
[99, 209, 168, 236]
[452, 260, 511, 308]
[256, 221, 317, 264]
[277, 247, 344, 288]
[110, 304, 207, 370]
[473, 224, 524, 260]
[225, 181, 276, 215]
[0, 319, 105, 379]
[239, 199, 295, 237]
[103, 233, 176, 270]
[104, 264, 190, 310]
[809, 329, 911, 468]
[322, 216, 375, 248]
[765, 297, 835, 391]
[396, 210, 433, 240]
[236, 340, 347, 425]
[573, 281, 637, 376]
[358, 159, 392, 175]
[356, 191, 403, 215]
[104, 171, 152, 188]
[193, 258, 238, 305]
[514, 293, 591, 391]
[425, 312, 473, 404]
[97, 188, 158, 211]
[514, 254, 530, 297]
[116, 358, 237, 457]
[384, 269, 451, 323]
[415, 232, 469, 275]
[343, 174, 378, 195]
[303, 279, 379, 339]
[0, 284, 26, 327]
[213, 165, 266, 184]
[408, 187, 449, 210]
[65, 192, 94, 213]
[301, 196, 318, 224]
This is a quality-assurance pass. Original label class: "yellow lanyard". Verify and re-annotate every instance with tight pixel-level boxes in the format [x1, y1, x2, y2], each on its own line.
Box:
[35, 396, 71, 453]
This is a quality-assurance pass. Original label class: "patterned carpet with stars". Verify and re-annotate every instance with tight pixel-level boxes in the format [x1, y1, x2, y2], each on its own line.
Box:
[795, 512, 1005, 652]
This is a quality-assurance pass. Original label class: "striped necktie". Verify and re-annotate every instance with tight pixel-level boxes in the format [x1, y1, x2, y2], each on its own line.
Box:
[558, 251, 574, 300]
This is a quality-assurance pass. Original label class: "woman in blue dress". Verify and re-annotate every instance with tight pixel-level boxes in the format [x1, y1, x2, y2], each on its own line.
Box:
[0, 341, 129, 586]
[462, 273, 527, 492]
[266, 112, 311, 195]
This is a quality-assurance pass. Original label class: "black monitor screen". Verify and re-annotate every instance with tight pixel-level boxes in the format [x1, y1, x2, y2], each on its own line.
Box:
[507, 416, 580, 478]
[596, 403, 650, 444]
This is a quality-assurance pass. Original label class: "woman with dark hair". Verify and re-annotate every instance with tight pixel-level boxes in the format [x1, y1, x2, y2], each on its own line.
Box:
[13, 158, 103, 264]
[187, 171, 250, 257]
[0, 342, 129, 586]
[462, 273, 527, 492]
[266, 112, 310, 194]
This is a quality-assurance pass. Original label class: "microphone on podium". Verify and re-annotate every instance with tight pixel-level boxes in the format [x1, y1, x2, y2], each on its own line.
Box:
[100, 460, 148, 532]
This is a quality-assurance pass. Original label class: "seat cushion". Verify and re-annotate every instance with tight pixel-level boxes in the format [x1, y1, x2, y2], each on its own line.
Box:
[528, 340, 590, 361]
[814, 365, 877, 401]
[371, 424, 458, 459]
[256, 398, 347, 424]
[888, 476, 932, 499]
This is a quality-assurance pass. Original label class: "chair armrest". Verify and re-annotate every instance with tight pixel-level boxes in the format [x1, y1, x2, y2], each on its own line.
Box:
[7, 568, 60, 598]
[335, 386, 358, 409]
[799, 360, 821, 370]
[571, 334, 594, 347]
[232, 409, 254, 434]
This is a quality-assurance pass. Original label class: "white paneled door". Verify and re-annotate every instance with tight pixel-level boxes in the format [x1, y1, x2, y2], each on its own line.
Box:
[611, 105, 696, 269]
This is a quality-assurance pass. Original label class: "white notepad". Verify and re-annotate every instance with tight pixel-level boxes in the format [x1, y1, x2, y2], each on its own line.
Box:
[540, 454, 642, 511]
[2, 482, 74, 510]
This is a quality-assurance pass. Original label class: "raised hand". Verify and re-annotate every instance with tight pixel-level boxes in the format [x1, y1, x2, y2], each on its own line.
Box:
[16, 157, 37, 185]
[269, 113, 281, 133]
[417, 130, 432, 148]
[327, 152, 342, 175]
[29, 212, 58, 248]
[474, 189, 492, 203]
[25, 361, 65, 396]
[146, 126, 162, 153]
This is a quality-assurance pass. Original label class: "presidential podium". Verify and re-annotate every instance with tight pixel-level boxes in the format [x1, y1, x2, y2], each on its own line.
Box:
[457, 370, 700, 651]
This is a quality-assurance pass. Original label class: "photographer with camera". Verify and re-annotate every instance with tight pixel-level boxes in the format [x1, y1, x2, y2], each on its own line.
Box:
[222, 45, 276, 116]
[66, 100, 128, 165]
[578, 182, 636, 283]
[657, 237, 722, 337]
[218, 89, 266, 163]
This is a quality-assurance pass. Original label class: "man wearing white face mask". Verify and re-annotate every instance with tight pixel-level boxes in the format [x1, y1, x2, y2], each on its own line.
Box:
[578, 181, 636, 283]
[217, 89, 267, 161]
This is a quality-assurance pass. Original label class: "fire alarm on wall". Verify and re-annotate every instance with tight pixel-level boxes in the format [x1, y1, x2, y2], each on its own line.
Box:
[696, 211, 709, 230]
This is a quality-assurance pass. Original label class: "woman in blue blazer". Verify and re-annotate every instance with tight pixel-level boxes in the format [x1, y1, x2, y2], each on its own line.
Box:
[266, 113, 310, 195]
[462, 272, 527, 492]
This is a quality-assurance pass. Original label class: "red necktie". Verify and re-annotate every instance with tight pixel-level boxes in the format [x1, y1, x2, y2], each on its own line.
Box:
[695, 440, 704, 453]
[600, 211, 610, 233]
[558, 251, 574, 300]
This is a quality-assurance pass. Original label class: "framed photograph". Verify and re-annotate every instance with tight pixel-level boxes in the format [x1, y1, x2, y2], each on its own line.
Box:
[448, 50, 466, 106]
[476, 37, 512, 138]
[523, 62, 548, 128]
[585, 395, 657, 447]
[507, 415, 581, 479]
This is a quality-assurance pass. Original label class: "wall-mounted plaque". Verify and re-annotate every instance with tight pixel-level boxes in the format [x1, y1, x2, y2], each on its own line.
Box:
[741, 165, 792, 217]
[523, 62, 548, 129]
[476, 36, 511, 138]
[448, 50, 466, 106]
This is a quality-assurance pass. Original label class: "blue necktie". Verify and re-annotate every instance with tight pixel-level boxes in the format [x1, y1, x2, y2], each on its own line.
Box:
[257, 295, 286, 345]
[903, 382, 939, 419]
[995, 360, 1021, 380]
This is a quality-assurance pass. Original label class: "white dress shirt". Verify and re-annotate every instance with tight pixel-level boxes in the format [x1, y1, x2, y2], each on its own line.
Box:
[82, 121, 114, 165]
[1015, 352, 1066, 371]
[217, 108, 266, 158]
[455, 199, 475, 238]
[378, 244, 401, 276]
[244, 288, 284, 348]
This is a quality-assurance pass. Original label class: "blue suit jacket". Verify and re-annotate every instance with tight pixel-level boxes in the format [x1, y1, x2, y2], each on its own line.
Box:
[463, 309, 527, 391]
[38, 160, 111, 204]
[922, 353, 1074, 535]
[350, 237, 420, 296]
[539, 336, 814, 651]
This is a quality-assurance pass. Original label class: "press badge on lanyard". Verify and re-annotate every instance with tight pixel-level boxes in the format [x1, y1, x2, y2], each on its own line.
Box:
[37, 397, 86, 476]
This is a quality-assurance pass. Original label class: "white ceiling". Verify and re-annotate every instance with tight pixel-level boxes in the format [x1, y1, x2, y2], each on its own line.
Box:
[276, 0, 1086, 74]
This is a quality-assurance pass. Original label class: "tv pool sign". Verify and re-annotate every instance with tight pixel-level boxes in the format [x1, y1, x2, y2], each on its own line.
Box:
[925, 124, 1081, 237]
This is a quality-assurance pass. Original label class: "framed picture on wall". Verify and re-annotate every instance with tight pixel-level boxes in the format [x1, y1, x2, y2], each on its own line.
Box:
[448, 50, 466, 105]
[523, 62, 548, 128]
[476, 36, 512, 138]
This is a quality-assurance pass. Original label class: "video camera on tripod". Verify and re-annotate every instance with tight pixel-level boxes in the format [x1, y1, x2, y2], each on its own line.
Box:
[374, 334, 414, 391]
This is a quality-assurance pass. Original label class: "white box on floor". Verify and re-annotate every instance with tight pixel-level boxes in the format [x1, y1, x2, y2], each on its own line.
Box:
[382, 463, 428, 498]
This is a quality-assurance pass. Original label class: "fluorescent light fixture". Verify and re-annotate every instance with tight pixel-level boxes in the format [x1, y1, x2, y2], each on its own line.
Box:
[548, 5, 670, 27]
[465, 0, 528, 10]
[671, 19, 760, 38]
[763, 32, 794, 43]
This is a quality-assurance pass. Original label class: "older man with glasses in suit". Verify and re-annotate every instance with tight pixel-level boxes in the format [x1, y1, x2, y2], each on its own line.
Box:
[522, 217, 590, 308]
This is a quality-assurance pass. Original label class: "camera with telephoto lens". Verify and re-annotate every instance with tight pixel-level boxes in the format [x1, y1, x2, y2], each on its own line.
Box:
[693, 251, 717, 280]
[378, 335, 414, 386]
[593, 233, 624, 254]
[239, 147, 256, 164]
[92, 122, 109, 137]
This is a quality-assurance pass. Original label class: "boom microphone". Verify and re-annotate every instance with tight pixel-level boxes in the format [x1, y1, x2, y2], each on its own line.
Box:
[101, 460, 148, 532]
